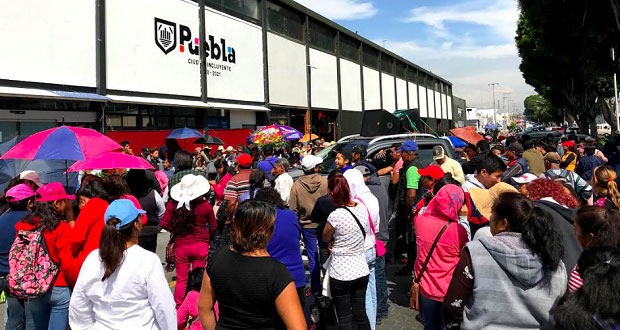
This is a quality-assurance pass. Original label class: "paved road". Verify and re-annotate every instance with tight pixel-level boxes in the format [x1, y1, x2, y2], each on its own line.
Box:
[0, 232, 422, 329]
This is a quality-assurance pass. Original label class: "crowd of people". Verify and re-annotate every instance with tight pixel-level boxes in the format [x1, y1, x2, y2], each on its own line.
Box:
[0, 130, 619, 330]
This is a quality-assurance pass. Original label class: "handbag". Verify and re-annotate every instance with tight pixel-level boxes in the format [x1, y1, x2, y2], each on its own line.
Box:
[165, 234, 175, 272]
[355, 198, 386, 257]
[409, 222, 450, 311]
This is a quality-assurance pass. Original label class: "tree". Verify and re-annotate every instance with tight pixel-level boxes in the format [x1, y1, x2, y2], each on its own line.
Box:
[523, 94, 558, 123]
[516, 1, 620, 134]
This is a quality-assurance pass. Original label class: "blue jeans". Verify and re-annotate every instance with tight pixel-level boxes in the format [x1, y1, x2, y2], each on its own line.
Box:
[302, 228, 321, 295]
[364, 248, 377, 330]
[25, 286, 71, 330]
[419, 294, 446, 330]
[6, 295, 29, 330]
[375, 255, 388, 319]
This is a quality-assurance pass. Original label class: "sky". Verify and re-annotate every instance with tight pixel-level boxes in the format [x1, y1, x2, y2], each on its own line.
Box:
[293, 0, 533, 113]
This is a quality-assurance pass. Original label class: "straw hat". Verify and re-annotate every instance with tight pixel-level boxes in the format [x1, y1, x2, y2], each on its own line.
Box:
[170, 174, 210, 210]
[468, 183, 518, 220]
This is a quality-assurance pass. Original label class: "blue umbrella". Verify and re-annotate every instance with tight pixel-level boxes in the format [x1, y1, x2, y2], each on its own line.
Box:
[166, 127, 205, 140]
[445, 136, 467, 148]
[484, 124, 498, 130]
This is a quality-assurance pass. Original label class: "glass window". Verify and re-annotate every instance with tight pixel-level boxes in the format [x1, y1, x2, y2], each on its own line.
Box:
[0, 122, 18, 142]
[122, 116, 137, 127]
[205, 0, 221, 8]
[266, 1, 304, 42]
[108, 115, 121, 127]
[381, 54, 393, 74]
[223, 0, 260, 21]
[339, 33, 359, 62]
[308, 19, 335, 53]
[20, 122, 56, 136]
[362, 45, 379, 69]
[395, 61, 406, 79]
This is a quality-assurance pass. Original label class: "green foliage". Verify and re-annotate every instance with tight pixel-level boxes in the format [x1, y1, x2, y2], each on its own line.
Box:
[523, 94, 557, 123]
[508, 122, 517, 131]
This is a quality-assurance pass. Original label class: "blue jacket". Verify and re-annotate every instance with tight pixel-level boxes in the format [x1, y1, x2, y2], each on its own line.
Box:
[267, 208, 306, 288]
[576, 155, 603, 181]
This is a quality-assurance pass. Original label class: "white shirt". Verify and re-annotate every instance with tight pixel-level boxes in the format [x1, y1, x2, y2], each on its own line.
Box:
[69, 245, 176, 330]
[274, 172, 294, 204]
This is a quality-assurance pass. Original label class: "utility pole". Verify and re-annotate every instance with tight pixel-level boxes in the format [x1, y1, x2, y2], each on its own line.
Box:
[488, 83, 499, 124]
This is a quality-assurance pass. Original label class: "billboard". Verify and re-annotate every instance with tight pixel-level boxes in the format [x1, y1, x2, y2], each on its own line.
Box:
[0, 0, 96, 87]
[268, 33, 307, 107]
[310, 49, 338, 110]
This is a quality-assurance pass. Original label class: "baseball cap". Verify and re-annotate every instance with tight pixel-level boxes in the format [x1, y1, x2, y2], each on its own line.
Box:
[339, 147, 353, 161]
[352, 145, 367, 157]
[354, 165, 373, 176]
[397, 140, 418, 152]
[301, 155, 323, 170]
[432, 145, 445, 161]
[561, 140, 575, 147]
[418, 165, 445, 180]
[226, 146, 234, 152]
[104, 199, 146, 230]
[511, 173, 538, 185]
[6, 184, 35, 202]
[544, 152, 561, 164]
[236, 154, 253, 167]
[19, 170, 43, 187]
[217, 145, 225, 151]
[35, 182, 75, 202]
[508, 142, 524, 155]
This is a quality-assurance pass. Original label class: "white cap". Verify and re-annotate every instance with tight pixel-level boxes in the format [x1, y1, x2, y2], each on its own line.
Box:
[217, 146, 224, 151]
[19, 170, 43, 187]
[301, 155, 323, 170]
[511, 173, 538, 185]
[226, 146, 233, 152]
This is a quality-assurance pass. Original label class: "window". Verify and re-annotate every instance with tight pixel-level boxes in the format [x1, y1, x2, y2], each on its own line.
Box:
[266, 1, 304, 42]
[395, 61, 406, 79]
[207, 109, 230, 129]
[339, 33, 359, 62]
[408, 67, 418, 83]
[308, 19, 335, 52]
[223, 0, 260, 21]
[381, 54, 393, 74]
[362, 45, 379, 69]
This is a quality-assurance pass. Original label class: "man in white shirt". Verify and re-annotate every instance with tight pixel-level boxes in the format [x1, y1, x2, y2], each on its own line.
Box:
[272, 158, 294, 204]
[430, 145, 465, 183]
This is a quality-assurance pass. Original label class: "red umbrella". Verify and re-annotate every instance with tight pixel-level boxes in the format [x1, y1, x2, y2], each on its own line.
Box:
[67, 152, 154, 172]
[450, 127, 484, 146]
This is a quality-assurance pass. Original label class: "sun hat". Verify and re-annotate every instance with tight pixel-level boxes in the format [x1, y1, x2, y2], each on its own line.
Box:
[6, 184, 35, 202]
[544, 152, 561, 164]
[397, 140, 418, 152]
[432, 145, 445, 161]
[35, 182, 75, 202]
[170, 174, 210, 210]
[468, 183, 518, 220]
[19, 170, 43, 187]
[236, 154, 253, 167]
[301, 155, 323, 170]
[511, 173, 538, 185]
[104, 199, 146, 230]
[418, 165, 445, 180]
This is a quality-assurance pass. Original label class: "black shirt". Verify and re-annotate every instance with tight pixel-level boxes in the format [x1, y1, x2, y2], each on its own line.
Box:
[208, 248, 293, 330]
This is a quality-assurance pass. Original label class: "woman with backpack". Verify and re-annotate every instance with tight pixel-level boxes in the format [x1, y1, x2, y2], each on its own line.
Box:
[69, 199, 175, 329]
[160, 174, 216, 306]
[13, 183, 73, 330]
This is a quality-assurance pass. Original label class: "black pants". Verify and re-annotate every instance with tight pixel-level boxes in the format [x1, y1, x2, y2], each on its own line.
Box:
[330, 276, 370, 330]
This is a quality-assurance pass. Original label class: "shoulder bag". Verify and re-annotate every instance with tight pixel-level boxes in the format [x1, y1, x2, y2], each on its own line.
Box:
[409, 222, 450, 311]
[354, 197, 386, 257]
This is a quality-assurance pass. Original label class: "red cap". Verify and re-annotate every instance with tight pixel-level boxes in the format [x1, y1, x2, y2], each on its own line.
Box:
[418, 165, 445, 180]
[561, 140, 575, 147]
[236, 153, 253, 167]
[35, 182, 75, 202]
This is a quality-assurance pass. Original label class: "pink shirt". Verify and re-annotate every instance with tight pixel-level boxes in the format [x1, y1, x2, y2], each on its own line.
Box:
[393, 158, 404, 174]
[177, 290, 203, 330]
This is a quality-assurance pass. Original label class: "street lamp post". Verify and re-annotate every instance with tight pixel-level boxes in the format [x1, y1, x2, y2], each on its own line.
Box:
[488, 83, 499, 124]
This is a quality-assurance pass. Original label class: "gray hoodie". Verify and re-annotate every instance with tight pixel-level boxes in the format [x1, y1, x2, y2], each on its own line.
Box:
[365, 174, 389, 242]
[461, 232, 567, 330]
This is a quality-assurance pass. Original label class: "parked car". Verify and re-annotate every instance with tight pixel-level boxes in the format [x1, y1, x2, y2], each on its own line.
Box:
[515, 126, 562, 142]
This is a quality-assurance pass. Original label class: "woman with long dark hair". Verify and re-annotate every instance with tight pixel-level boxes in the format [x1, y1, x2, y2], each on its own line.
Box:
[443, 192, 567, 330]
[69, 199, 175, 329]
[198, 200, 306, 330]
[161, 174, 216, 306]
[239, 169, 266, 202]
[18, 183, 73, 330]
[125, 169, 165, 253]
[322, 172, 371, 330]
[209, 158, 235, 202]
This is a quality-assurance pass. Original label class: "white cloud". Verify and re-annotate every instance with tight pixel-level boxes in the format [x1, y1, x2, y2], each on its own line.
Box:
[293, 0, 377, 20]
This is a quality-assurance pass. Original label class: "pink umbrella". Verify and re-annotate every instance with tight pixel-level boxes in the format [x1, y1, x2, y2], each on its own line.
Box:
[0, 126, 121, 161]
[67, 152, 154, 172]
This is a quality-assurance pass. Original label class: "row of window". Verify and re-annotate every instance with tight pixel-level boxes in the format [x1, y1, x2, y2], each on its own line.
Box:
[202, 0, 450, 93]
[105, 104, 231, 130]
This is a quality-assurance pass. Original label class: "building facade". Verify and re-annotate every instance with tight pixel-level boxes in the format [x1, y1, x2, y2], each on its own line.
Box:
[0, 0, 455, 143]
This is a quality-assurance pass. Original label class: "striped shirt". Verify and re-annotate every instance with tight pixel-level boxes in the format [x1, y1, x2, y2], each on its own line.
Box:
[224, 169, 251, 202]
[567, 264, 583, 292]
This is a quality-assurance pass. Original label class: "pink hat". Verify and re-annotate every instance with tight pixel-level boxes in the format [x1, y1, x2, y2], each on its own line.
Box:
[35, 182, 75, 202]
[6, 184, 35, 202]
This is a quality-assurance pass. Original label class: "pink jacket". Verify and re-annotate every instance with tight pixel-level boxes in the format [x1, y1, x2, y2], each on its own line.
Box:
[213, 173, 232, 201]
[414, 184, 469, 302]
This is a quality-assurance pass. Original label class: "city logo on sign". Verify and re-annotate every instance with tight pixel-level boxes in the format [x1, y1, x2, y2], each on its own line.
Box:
[153, 17, 236, 64]
[155, 18, 177, 54]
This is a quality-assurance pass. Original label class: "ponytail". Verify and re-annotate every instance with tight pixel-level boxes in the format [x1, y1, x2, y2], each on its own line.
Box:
[593, 166, 620, 211]
[577, 246, 620, 318]
[606, 180, 620, 211]
[521, 206, 563, 271]
[99, 217, 135, 281]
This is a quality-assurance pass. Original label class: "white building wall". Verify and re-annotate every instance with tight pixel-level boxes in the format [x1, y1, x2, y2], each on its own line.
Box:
[339, 59, 362, 111]
[363, 67, 380, 110]
[381, 73, 396, 112]
[418, 86, 428, 118]
[229, 110, 256, 129]
[396, 78, 407, 110]
[427, 88, 435, 118]
[408, 82, 418, 110]
[309, 49, 338, 110]
[448, 96, 453, 120]
[267, 33, 307, 107]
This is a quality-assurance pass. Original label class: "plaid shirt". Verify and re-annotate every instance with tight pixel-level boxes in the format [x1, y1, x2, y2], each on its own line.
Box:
[168, 169, 206, 189]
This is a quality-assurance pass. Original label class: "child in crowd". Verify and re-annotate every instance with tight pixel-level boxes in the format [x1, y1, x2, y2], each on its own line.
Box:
[177, 267, 206, 330]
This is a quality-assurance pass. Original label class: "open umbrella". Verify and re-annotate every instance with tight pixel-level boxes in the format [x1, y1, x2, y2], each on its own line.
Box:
[193, 135, 224, 145]
[442, 136, 467, 148]
[449, 127, 484, 146]
[299, 133, 319, 143]
[67, 152, 154, 172]
[253, 124, 303, 144]
[484, 124, 498, 130]
[166, 127, 205, 140]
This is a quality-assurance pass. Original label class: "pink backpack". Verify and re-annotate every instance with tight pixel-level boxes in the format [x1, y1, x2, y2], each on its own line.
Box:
[8, 228, 59, 299]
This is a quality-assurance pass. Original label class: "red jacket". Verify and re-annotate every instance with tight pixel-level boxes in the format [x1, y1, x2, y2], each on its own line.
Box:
[64, 198, 108, 287]
[15, 219, 71, 287]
